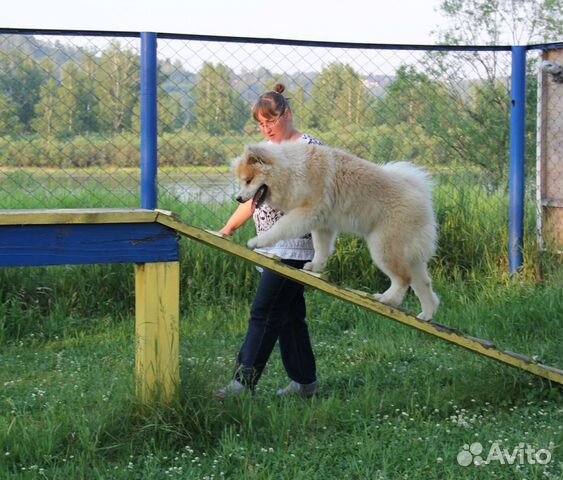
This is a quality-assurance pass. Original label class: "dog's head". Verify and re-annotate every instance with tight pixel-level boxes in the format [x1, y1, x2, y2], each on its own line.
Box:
[232, 144, 274, 209]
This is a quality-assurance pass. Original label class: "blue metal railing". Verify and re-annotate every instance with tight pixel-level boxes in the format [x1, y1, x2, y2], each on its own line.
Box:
[508, 46, 527, 274]
[140, 32, 158, 210]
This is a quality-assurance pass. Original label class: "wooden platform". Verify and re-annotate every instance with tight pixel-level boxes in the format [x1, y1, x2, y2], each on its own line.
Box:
[0, 208, 180, 404]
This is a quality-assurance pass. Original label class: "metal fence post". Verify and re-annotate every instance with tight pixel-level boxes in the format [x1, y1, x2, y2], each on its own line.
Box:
[509, 46, 527, 274]
[141, 32, 158, 210]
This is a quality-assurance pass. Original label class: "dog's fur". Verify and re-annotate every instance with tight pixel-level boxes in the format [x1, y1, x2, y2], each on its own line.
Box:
[232, 142, 439, 320]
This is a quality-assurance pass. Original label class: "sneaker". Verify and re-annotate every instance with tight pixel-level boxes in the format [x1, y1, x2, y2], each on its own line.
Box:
[277, 380, 319, 398]
[215, 380, 246, 401]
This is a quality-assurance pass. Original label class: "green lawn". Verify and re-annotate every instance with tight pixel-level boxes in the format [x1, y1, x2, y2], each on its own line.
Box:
[1, 253, 562, 479]
[1, 181, 562, 479]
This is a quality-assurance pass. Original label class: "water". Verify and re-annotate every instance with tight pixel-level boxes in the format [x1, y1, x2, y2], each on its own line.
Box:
[0, 170, 239, 208]
[160, 175, 237, 205]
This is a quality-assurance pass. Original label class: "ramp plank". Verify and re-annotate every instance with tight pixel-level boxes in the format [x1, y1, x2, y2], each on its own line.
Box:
[156, 212, 563, 387]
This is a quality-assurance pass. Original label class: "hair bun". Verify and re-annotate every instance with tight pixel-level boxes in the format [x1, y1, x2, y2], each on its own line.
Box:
[273, 83, 286, 94]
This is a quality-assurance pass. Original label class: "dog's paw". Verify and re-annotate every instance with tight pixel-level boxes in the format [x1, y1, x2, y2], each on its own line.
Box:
[416, 294, 439, 321]
[416, 311, 433, 322]
[247, 237, 259, 249]
[373, 292, 401, 307]
[373, 293, 387, 303]
[303, 261, 324, 273]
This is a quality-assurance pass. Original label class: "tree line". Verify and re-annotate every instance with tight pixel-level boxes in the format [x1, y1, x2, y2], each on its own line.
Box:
[0, 38, 550, 181]
[1, 0, 561, 177]
[0, 41, 381, 138]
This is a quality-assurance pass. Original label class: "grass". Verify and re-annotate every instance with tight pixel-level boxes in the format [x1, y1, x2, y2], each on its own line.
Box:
[1, 180, 563, 478]
[2, 279, 562, 479]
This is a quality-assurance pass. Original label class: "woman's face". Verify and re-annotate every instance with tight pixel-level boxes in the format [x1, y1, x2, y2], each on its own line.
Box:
[256, 110, 291, 143]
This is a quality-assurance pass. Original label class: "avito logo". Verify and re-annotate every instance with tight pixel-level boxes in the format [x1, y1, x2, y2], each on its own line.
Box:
[457, 441, 552, 467]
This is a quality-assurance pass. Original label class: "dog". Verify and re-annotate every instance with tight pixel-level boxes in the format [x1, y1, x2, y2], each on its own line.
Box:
[232, 142, 439, 321]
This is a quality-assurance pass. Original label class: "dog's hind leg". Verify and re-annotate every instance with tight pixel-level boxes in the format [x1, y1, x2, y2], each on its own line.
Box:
[409, 261, 439, 321]
[304, 229, 336, 272]
[372, 274, 410, 308]
[366, 234, 410, 308]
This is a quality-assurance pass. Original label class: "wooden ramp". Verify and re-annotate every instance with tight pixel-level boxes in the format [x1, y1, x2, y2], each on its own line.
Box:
[155, 210, 563, 386]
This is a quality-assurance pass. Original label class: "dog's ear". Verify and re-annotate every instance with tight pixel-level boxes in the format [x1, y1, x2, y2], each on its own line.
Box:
[230, 155, 241, 173]
[245, 144, 273, 166]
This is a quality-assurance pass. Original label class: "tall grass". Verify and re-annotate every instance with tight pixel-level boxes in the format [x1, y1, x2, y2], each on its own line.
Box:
[0, 176, 555, 342]
[1, 177, 562, 479]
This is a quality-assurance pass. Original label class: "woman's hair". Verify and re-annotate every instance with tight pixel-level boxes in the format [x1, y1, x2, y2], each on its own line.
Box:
[252, 83, 291, 121]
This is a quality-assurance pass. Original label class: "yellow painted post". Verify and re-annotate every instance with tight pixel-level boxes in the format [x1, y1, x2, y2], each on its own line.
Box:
[135, 261, 180, 403]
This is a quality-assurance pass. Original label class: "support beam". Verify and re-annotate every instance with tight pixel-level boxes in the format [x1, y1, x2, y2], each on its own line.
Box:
[135, 261, 180, 403]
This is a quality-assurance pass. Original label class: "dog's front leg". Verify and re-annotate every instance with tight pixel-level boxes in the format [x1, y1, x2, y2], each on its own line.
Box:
[247, 208, 315, 249]
[303, 229, 337, 272]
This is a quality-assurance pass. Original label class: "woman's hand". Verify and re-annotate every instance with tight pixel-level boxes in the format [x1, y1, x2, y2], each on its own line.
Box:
[219, 226, 235, 236]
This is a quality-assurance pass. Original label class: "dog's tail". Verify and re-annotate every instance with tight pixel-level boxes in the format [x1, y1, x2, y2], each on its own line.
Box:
[382, 161, 437, 259]
[383, 161, 434, 193]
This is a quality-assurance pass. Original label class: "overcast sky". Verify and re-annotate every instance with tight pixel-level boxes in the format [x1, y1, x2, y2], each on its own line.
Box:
[3, 0, 445, 45]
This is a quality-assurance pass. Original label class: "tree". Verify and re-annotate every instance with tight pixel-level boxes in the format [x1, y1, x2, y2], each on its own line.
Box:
[290, 84, 310, 131]
[192, 62, 247, 135]
[305, 63, 375, 131]
[53, 62, 83, 137]
[32, 78, 60, 138]
[33, 59, 101, 138]
[95, 42, 140, 133]
[0, 93, 22, 135]
[374, 66, 441, 126]
[425, 0, 563, 179]
[435, 0, 563, 45]
[131, 59, 185, 135]
[373, 66, 456, 164]
[0, 52, 49, 132]
[75, 53, 101, 135]
[131, 88, 184, 135]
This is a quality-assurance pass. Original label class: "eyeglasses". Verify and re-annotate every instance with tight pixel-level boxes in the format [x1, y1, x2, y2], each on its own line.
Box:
[257, 108, 286, 130]
[257, 115, 282, 130]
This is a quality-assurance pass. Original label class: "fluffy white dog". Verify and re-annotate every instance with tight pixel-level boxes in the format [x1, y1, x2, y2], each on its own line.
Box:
[232, 142, 439, 320]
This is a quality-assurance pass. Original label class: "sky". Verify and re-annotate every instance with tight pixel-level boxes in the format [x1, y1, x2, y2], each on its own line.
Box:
[2, 0, 445, 45]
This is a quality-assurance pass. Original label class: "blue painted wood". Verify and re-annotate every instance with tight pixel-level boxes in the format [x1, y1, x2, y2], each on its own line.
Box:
[0, 223, 179, 267]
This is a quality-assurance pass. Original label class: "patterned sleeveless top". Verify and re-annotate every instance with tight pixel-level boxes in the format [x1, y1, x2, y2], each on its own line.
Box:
[252, 133, 322, 260]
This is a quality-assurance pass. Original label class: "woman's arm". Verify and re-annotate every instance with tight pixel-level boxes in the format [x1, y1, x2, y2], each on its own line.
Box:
[219, 200, 254, 236]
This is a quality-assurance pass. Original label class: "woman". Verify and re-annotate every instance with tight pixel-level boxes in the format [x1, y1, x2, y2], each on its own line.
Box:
[217, 84, 321, 399]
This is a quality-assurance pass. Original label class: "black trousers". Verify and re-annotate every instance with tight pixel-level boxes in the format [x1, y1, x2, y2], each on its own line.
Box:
[234, 259, 317, 389]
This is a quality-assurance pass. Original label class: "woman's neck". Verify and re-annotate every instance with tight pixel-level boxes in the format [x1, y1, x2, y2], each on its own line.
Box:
[285, 128, 302, 142]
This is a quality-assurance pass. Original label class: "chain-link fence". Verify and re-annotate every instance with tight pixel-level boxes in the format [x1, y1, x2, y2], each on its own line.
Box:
[538, 48, 563, 253]
[0, 29, 561, 271]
